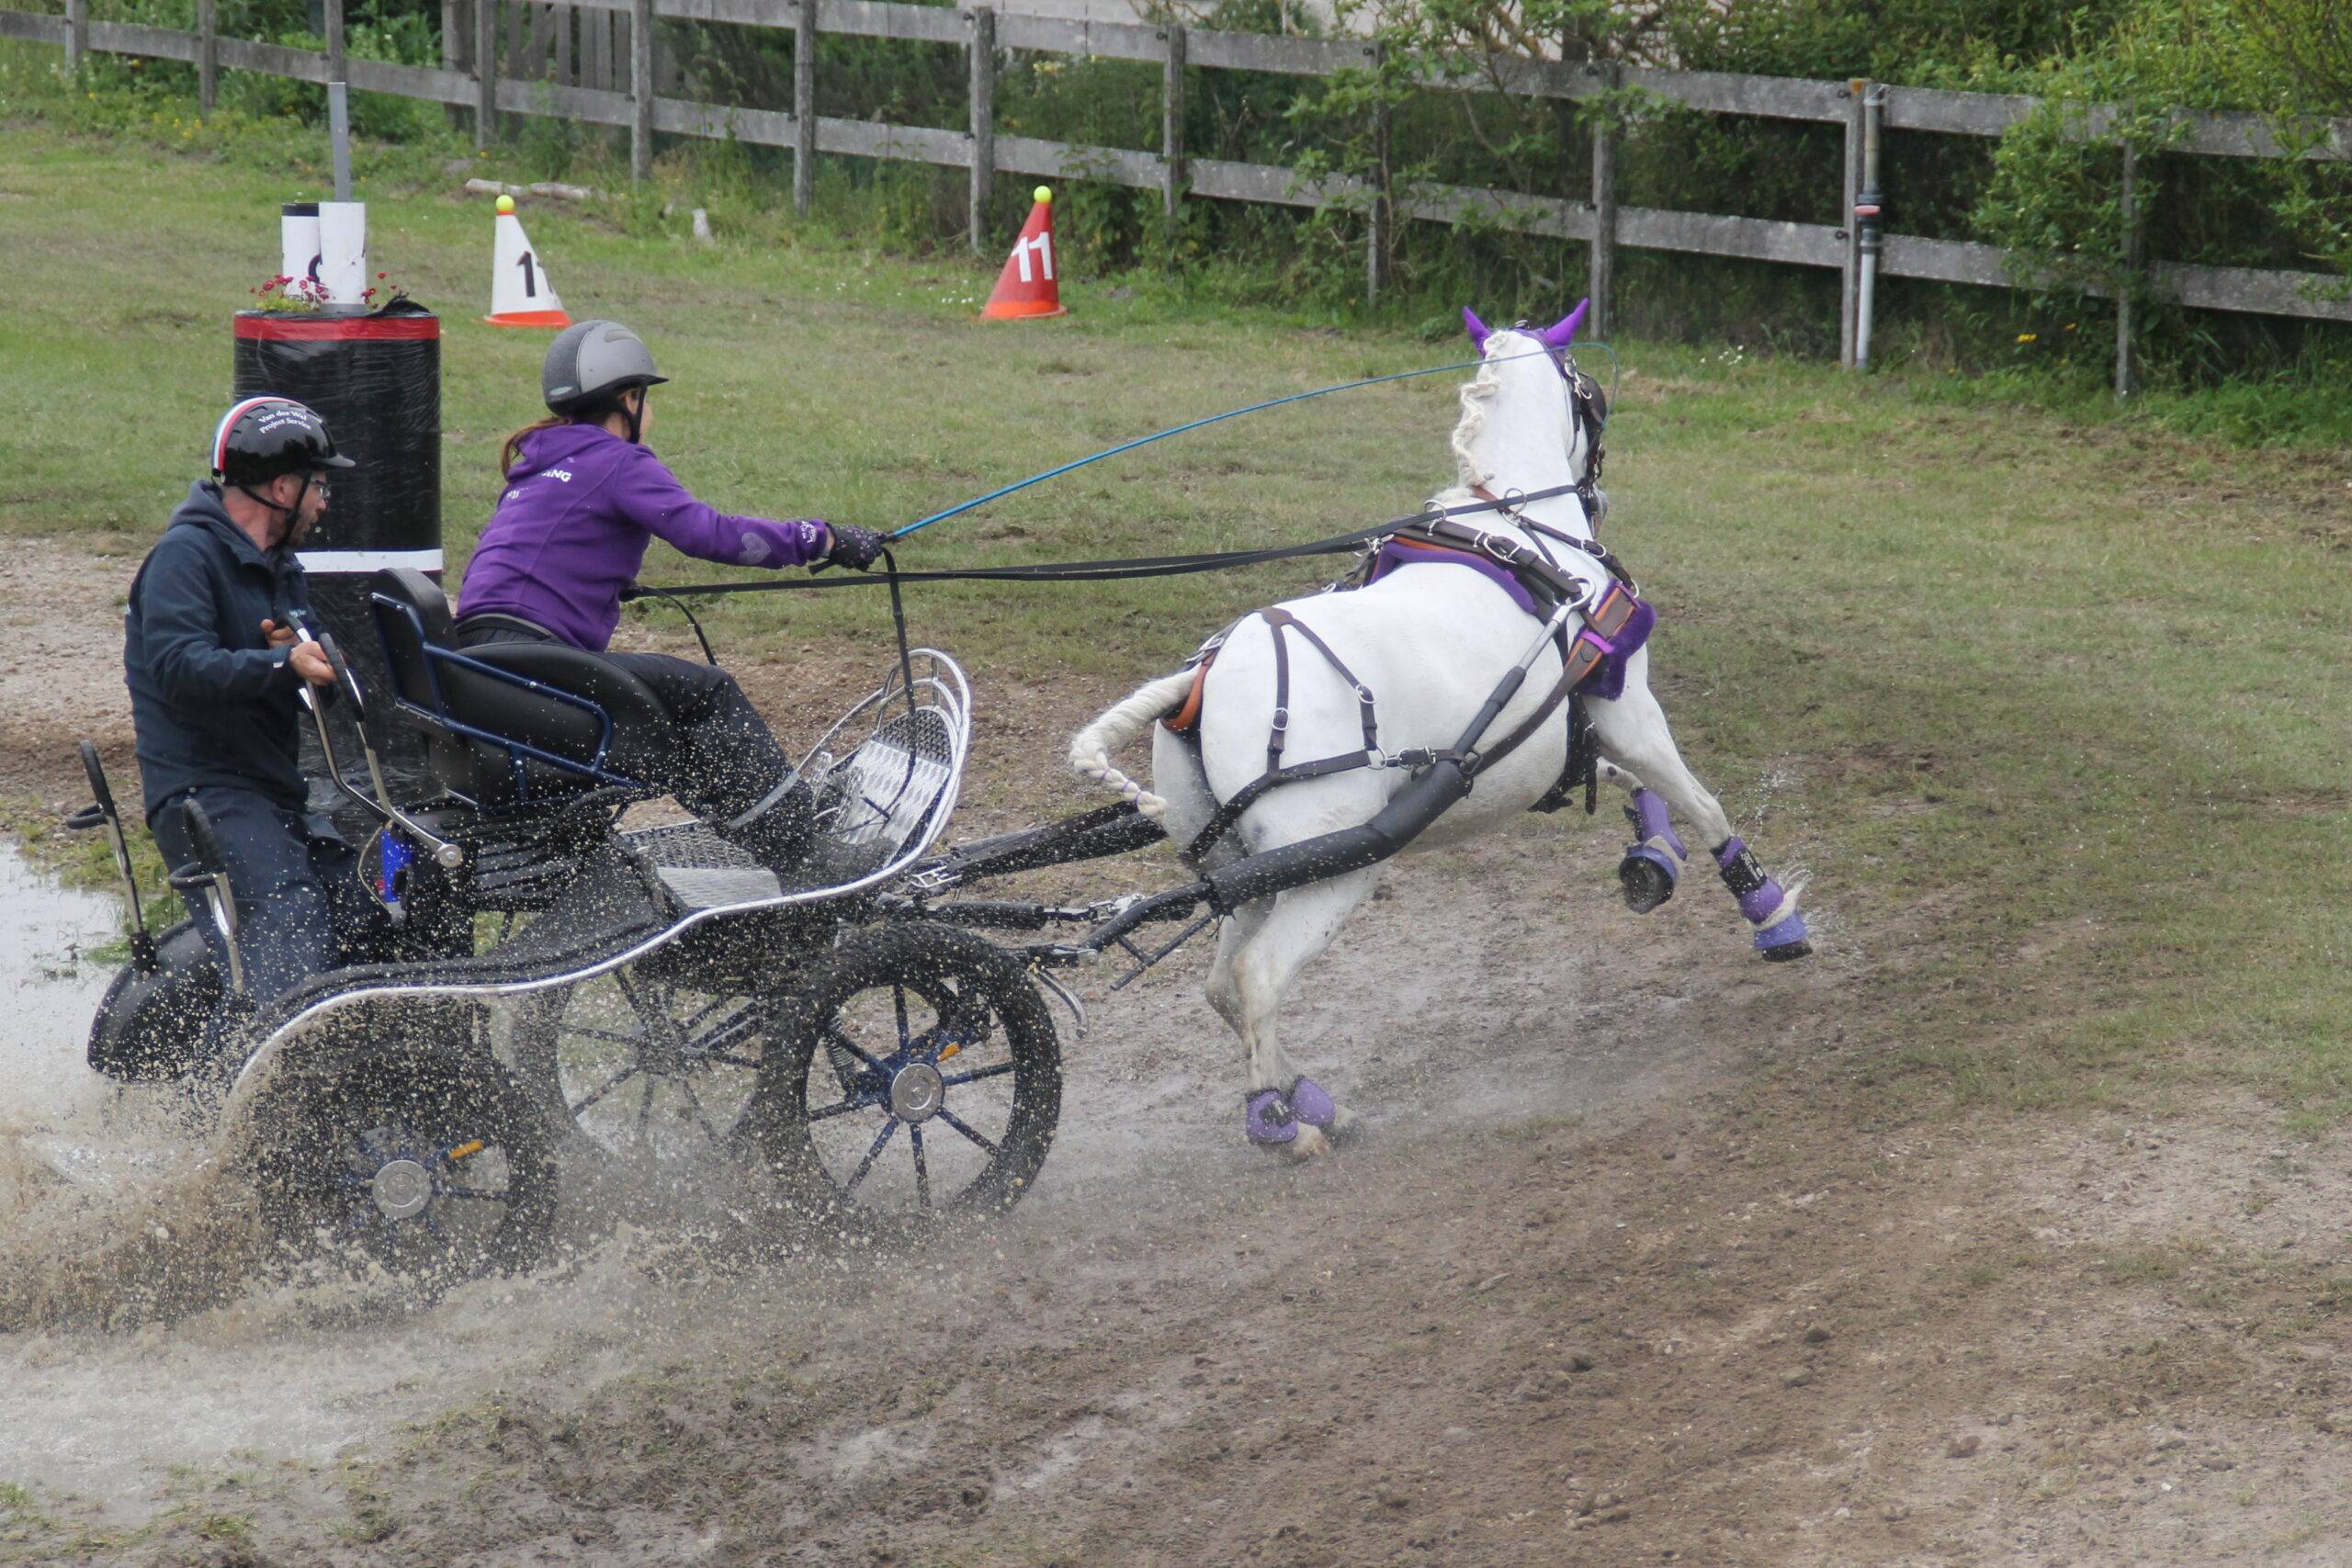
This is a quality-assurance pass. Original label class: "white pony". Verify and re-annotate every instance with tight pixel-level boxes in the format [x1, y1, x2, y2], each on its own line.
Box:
[1069, 303, 1809, 1158]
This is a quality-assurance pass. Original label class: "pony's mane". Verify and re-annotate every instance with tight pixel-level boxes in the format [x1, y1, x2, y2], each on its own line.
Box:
[1446, 341, 1510, 490]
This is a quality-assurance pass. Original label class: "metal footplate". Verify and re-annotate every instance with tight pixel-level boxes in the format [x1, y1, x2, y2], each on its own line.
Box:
[623, 820, 785, 910]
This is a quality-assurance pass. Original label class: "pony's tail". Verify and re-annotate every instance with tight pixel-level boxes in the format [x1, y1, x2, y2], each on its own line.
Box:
[1069, 669, 1196, 819]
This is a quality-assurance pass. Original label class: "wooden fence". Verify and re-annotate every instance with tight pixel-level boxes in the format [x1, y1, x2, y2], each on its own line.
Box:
[6, 0, 2349, 388]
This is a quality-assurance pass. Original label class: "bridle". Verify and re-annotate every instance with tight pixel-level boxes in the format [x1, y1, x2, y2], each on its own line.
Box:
[1473, 331, 1611, 542]
[1544, 337, 1611, 532]
[1462, 332, 1626, 594]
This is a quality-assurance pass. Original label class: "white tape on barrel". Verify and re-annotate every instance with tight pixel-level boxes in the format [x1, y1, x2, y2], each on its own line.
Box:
[296, 548, 446, 574]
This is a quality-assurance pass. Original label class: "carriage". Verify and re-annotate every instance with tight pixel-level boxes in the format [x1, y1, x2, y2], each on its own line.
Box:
[66, 565, 1165, 1285]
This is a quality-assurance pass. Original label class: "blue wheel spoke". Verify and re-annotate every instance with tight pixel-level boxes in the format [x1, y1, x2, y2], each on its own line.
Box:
[825, 1026, 892, 1077]
[806, 1093, 881, 1122]
[558, 1023, 643, 1047]
[569, 1063, 639, 1114]
[677, 1077, 724, 1144]
[940, 1061, 1015, 1088]
[707, 1052, 762, 1070]
[937, 1109, 998, 1156]
[892, 985, 911, 1054]
[910, 1125, 931, 1210]
[843, 1119, 899, 1193]
[689, 1010, 762, 1062]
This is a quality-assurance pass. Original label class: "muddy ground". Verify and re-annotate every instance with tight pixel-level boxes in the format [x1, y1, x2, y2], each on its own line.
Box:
[3, 536, 2348, 1566]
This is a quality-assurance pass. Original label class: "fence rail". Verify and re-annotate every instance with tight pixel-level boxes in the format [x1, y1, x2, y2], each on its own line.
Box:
[7, 0, 2349, 383]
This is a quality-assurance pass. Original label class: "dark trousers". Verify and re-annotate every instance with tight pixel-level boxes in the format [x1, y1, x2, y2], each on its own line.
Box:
[455, 623, 794, 825]
[151, 784, 390, 1007]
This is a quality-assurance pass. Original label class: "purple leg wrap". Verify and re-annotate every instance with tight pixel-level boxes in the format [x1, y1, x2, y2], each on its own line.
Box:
[1289, 1077, 1338, 1129]
[1715, 836, 1808, 952]
[1244, 1089, 1299, 1146]
[1619, 789, 1688, 914]
[1631, 789, 1685, 863]
[1736, 877, 1787, 925]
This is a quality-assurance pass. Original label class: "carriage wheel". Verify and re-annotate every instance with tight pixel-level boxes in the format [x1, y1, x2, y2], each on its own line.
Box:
[751, 922, 1059, 1231]
[509, 967, 765, 1167]
[255, 1048, 556, 1287]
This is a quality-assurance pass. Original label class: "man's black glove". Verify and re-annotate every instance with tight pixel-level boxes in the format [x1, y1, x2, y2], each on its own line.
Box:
[820, 523, 887, 571]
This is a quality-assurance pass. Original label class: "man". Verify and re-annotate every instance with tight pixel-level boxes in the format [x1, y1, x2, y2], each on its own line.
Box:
[124, 396, 380, 1011]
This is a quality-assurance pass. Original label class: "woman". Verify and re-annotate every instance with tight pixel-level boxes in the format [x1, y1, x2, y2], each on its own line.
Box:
[455, 319, 884, 864]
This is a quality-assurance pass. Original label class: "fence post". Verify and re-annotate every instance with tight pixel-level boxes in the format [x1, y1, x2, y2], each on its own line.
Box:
[325, 0, 346, 88]
[1588, 62, 1618, 339]
[630, 0, 654, 180]
[1838, 79, 1863, 368]
[794, 0, 817, 216]
[473, 0, 495, 149]
[2115, 141, 2141, 399]
[967, 6, 994, 254]
[1364, 41, 1389, 305]
[63, 0, 86, 73]
[553, 4, 570, 84]
[1161, 22, 1185, 221]
[198, 0, 219, 111]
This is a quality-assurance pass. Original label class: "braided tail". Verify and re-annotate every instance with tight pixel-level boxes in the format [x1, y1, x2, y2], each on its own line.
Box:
[1069, 669, 1197, 819]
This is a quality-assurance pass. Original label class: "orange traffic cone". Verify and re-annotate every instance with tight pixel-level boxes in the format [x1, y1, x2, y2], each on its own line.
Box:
[981, 186, 1068, 321]
[485, 195, 571, 329]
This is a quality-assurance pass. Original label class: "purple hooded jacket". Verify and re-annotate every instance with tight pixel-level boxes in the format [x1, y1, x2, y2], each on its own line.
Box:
[458, 423, 831, 651]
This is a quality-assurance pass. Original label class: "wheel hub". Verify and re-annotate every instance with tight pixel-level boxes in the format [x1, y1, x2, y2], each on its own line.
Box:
[888, 1062, 945, 1123]
[370, 1157, 434, 1220]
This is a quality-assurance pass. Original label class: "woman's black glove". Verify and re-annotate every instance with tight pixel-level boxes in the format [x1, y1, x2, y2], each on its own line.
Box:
[820, 523, 887, 571]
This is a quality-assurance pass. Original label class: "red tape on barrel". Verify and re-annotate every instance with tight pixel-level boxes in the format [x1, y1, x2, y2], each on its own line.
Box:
[232, 314, 441, 341]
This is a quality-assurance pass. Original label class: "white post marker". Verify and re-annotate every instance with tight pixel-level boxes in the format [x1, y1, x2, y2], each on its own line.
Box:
[279, 201, 322, 295]
[316, 199, 368, 306]
[485, 194, 571, 328]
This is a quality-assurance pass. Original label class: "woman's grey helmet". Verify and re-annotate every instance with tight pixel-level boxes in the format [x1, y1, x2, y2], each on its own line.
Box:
[542, 319, 670, 415]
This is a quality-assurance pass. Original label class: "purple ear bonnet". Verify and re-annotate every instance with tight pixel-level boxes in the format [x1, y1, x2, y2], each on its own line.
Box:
[1462, 306, 1492, 353]
[1538, 299, 1589, 350]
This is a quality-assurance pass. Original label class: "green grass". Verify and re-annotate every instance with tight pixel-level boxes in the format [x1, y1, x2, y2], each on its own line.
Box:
[5, 98, 2352, 1123]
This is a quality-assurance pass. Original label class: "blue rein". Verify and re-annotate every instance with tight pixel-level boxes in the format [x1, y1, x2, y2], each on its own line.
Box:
[887, 344, 1581, 541]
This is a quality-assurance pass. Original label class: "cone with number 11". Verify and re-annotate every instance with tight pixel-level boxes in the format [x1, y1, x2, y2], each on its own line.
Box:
[981, 186, 1068, 321]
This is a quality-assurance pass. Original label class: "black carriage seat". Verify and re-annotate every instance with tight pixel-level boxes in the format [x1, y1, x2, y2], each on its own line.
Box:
[368, 567, 673, 808]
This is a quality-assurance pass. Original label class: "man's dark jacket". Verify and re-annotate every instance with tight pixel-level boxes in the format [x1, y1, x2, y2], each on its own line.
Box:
[124, 480, 314, 820]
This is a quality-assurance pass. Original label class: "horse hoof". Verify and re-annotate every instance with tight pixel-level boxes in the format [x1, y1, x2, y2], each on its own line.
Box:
[1752, 910, 1810, 960]
[1274, 1124, 1335, 1162]
[1618, 852, 1677, 915]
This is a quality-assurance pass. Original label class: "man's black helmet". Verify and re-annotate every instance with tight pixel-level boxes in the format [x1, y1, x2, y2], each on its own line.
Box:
[543, 319, 668, 415]
[210, 396, 355, 485]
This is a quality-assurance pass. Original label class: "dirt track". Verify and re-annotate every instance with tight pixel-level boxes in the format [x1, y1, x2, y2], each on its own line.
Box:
[4, 537, 2351, 1565]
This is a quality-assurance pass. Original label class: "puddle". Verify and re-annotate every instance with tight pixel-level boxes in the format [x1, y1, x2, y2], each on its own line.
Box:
[0, 840, 152, 1190]
[0, 839, 121, 1081]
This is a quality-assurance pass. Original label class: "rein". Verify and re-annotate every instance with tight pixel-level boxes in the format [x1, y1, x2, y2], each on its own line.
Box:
[619, 482, 1591, 602]
[887, 344, 1579, 543]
